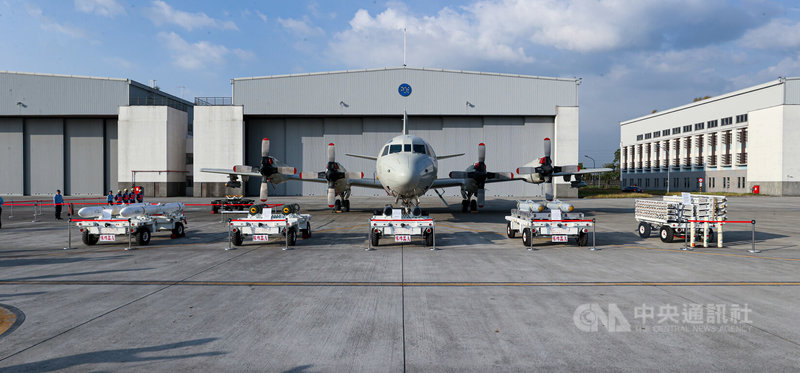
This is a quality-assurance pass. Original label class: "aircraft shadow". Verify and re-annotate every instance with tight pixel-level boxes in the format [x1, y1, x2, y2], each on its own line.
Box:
[0, 338, 225, 372]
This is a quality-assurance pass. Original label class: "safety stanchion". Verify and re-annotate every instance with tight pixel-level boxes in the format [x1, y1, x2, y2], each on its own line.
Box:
[527, 225, 534, 251]
[225, 218, 234, 251]
[32, 202, 39, 222]
[63, 218, 76, 250]
[430, 219, 438, 251]
[283, 218, 292, 251]
[749, 220, 760, 253]
[8, 203, 13, 219]
[590, 218, 600, 251]
[125, 218, 134, 251]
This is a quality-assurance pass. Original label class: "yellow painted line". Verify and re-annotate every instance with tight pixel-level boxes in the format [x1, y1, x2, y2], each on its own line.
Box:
[0, 280, 798, 287]
[0, 306, 17, 337]
[608, 244, 800, 262]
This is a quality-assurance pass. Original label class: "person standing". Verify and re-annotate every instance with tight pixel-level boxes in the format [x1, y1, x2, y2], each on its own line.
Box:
[0, 195, 4, 229]
[114, 190, 123, 204]
[106, 190, 114, 206]
[54, 190, 64, 220]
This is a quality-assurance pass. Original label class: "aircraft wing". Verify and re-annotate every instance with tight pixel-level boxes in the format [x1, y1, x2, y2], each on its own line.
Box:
[552, 167, 613, 176]
[346, 153, 378, 161]
[431, 173, 518, 189]
[348, 178, 384, 189]
[200, 167, 261, 178]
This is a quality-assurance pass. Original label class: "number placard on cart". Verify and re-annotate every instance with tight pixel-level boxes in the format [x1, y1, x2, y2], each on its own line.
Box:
[99, 235, 116, 242]
[395, 235, 411, 242]
[551, 235, 568, 243]
[253, 235, 269, 241]
[100, 228, 116, 234]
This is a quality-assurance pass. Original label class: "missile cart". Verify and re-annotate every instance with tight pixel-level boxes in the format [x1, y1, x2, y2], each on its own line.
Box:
[228, 204, 312, 248]
[75, 202, 186, 246]
[505, 200, 593, 247]
[368, 206, 435, 248]
[210, 195, 255, 214]
[635, 193, 727, 246]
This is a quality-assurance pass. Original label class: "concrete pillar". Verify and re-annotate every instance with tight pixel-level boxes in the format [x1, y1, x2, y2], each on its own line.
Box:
[192, 106, 245, 197]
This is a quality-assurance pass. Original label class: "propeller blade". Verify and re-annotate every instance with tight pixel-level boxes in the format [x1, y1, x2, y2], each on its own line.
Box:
[259, 181, 269, 202]
[516, 167, 536, 174]
[300, 172, 319, 179]
[478, 143, 486, 163]
[477, 189, 485, 208]
[327, 143, 335, 163]
[233, 165, 256, 173]
[346, 172, 363, 179]
[327, 188, 336, 208]
[543, 137, 551, 158]
[277, 167, 296, 175]
[261, 138, 270, 158]
[544, 182, 554, 201]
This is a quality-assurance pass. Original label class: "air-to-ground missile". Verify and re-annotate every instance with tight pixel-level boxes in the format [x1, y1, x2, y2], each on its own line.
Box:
[119, 202, 185, 218]
[517, 200, 545, 213]
[78, 203, 147, 218]
[546, 200, 574, 213]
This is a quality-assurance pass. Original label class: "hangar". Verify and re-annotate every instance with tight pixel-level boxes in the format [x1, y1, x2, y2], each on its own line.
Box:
[0, 71, 192, 197]
[620, 77, 800, 196]
[194, 67, 581, 198]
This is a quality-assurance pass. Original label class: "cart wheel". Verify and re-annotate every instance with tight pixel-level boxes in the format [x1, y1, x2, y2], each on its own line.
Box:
[659, 226, 674, 243]
[370, 229, 380, 247]
[287, 228, 297, 246]
[425, 229, 434, 246]
[342, 200, 350, 212]
[82, 230, 99, 246]
[334, 199, 342, 212]
[135, 229, 151, 246]
[577, 232, 589, 246]
[301, 223, 311, 239]
[232, 230, 243, 246]
[469, 199, 478, 212]
[172, 222, 184, 237]
[522, 228, 532, 247]
[461, 200, 469, 213]
[506, 222, 516, 238]
[638, 222, 651, 238]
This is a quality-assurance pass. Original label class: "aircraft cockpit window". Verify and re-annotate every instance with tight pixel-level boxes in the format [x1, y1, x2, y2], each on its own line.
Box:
[382, 146, 390, 156]
[412, 144, 426, 154]
[403, 144, 411, 152]
[389, 144, 402, 154]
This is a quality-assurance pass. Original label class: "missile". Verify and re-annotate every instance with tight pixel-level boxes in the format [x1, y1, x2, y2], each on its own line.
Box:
[517, 200, 545, 213]
[119, 202, 185, 218]
[546, 200, 574, 213]
[78, 203, 147, 218]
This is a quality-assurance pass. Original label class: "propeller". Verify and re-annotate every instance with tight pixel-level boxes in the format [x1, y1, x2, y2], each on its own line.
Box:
[448, 143, 491, 207]
[255, 138, 295, 202]
[320, 143, 345, 207]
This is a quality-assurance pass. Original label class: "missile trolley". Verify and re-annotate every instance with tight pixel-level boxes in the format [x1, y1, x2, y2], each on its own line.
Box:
[368, 206, 435, 248]
[504, 200, 593, 247]
[228, 204, 311, 248]
[74, 202, 186, 246]
[634, 193, 727, 246]
[210, 195, 254, 214]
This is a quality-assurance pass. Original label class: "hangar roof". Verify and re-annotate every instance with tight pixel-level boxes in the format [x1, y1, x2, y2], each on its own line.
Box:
[232, 67, 578, 116]
[0, 70, 192, 116]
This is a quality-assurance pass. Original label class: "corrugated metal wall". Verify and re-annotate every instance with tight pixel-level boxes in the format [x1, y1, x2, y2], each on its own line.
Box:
[24, 118, 64, 195]
[0, 118, 24, 194]
[233, 68, 577, 116]
[0, 72, 129, 116]
[65, 119, 104, 195]
[244, 115, 554, 197]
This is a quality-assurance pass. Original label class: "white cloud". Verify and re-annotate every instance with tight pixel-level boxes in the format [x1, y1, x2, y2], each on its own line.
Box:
[278, 16, 325, 37]
[157, 32, 251, 70]
[75, 0, 125, 17]
[26, 3, 85, 38]
[147, 1, 237, 31]
[740, 18, 800, 50]
[256, 10, 267, 23]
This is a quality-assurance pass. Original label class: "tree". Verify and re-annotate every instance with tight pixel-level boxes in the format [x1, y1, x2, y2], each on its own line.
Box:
[599, 149, 620, 185]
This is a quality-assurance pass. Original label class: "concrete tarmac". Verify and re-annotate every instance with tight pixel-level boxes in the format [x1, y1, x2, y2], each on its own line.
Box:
[0, 195, 799, 371]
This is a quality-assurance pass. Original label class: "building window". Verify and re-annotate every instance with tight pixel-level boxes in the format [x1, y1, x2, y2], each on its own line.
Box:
[672, 127, 681, 135]
[637, 134, 644, 141]
[683, 125, 693, 133]
[684, 177, 689, 188]
[662, 129, 670, 136]
[707, 119, 718, 128]
[694, 122, 705, 130]
[645, 133, 652, 139]
[653, 131, 660, 138]
[645, 178, 650, 187]
[735, 114, 748, 123]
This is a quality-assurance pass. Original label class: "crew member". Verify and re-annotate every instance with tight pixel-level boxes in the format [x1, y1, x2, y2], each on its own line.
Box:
[54, 190, 64, 220]
[122, 188, 129, 204]
[114, 190, 123, 204]
[126, 189, 135, 204]
[135, 187, 144, 203]
[106, 190, 114, 206]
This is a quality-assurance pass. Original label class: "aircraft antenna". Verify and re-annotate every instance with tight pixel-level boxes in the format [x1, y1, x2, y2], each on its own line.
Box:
[403, 27, 407, 67]
[403, 110, 408, 135]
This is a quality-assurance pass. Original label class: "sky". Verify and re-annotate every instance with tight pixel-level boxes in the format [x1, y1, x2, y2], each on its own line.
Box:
[2, 0, 800, 166]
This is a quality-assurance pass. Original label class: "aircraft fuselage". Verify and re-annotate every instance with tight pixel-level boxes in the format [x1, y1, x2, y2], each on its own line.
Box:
[375, 135, 438, 203]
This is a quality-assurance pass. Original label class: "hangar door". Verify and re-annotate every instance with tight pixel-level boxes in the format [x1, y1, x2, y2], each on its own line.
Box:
[65, 119, 105, 195]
